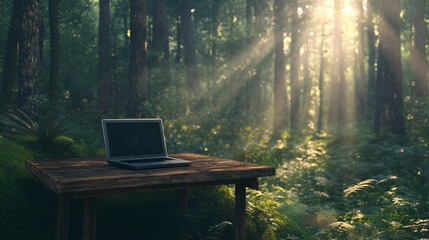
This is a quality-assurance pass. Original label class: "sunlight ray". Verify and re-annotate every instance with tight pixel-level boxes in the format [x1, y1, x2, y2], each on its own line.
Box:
[195, 29, 275, 113]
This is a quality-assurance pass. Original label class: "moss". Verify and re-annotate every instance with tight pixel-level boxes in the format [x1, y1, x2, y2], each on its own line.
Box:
[11, 135, 81, 159]
[48, 136, 82, 159]
[0, 137, 56, 240]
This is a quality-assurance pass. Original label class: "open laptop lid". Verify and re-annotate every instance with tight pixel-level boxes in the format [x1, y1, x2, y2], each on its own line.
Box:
[101, 119, 168, 162]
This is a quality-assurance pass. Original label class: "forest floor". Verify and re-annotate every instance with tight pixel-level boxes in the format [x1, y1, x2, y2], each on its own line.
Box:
[1, 112, 429, 239]
[245, 126, 429, 239]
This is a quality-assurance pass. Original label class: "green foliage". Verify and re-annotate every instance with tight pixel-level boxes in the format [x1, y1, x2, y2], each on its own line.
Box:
[12, 135, 81, 159]
[246, 186, 311, 240]
[0, 137, 56, 240]
[0, 109, 72, 145]
[344, 178, 378, 198]
[405, 168, 429, 203]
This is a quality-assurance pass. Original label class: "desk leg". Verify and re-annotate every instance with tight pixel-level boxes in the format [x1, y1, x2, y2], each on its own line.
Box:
[56, 193, 70, 240]
[235, 183, 246, 240]
[83, 197, 97, 240]
[178, 188, 188, 211]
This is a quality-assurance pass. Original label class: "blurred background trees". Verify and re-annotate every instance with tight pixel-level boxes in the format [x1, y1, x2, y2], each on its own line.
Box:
[0, 0, 426, 138]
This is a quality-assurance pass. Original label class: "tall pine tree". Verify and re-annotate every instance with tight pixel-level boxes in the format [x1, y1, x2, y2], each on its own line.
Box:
[374, 0, 405, 135]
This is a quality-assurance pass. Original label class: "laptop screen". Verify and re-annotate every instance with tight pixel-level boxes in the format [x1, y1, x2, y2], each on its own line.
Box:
[103, 120, 166, 159]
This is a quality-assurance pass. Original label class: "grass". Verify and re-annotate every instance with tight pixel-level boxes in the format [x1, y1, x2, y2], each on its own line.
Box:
[0, 137, 56, 240]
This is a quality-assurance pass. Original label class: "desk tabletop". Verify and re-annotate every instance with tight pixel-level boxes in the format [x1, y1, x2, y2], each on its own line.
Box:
[26, 153, 275, 196]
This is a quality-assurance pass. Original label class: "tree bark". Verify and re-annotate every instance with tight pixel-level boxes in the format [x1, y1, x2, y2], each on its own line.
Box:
[208, 0, 219, 106]
[180, 0, 199, 95]
[355, 0, 366, 118]
[301, 33, 312, 130]
[411, 0, 427, 98]
[152, 0, 170, 63]
[328, 0, 346, 125]
[18, 0, 40, 119]
[273, 0, 287, 138]
[98, 0, 112, 114]
[336, 0, 346, 124]
[1, 0, 20, 110]
[253, 0, 263, 33]
[175, 14, 181, 63]
[39, 5, 44, 64]
[374, 0, 405, 135]
[290, 1, 301, 131]
[126, 0, 147, 118]
[366, 0, 376, 118]
[246, 0, 252, 36]
[49, 0, 60, 100]
[317, 23, 326, 133]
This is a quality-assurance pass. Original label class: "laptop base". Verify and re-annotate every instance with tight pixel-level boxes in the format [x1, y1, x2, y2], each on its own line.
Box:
[108, 158, 191, 170]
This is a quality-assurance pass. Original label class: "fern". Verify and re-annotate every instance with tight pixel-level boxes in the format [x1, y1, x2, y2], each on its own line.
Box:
[328, 221, 355, 232]
[0, 110, 38, 136]
[344, 179, 378, 198]
[0, 109, 71, 144]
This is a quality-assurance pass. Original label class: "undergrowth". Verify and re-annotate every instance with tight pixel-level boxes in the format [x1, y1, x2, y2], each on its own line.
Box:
[1, 108, 429, 239]
[240, 123, 429, 239]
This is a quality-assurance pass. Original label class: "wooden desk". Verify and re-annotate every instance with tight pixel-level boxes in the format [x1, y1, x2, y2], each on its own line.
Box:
[26, 153, 275, 240]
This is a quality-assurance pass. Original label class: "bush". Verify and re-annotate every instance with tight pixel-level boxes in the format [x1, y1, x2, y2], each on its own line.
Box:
[11, 135, 81, 159]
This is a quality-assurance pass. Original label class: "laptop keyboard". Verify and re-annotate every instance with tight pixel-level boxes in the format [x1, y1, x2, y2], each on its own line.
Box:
[123, 158, 170, 163]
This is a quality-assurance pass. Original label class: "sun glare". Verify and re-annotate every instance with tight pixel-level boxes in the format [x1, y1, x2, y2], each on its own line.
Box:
[342, 5, 354, 15]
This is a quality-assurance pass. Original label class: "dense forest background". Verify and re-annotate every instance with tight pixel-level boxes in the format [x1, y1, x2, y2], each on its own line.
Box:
[0, 0, 429, 239]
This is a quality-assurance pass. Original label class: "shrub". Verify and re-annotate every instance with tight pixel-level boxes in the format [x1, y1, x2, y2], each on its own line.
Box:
[0, 109, 72, 145]
[11, 135, 81, 159]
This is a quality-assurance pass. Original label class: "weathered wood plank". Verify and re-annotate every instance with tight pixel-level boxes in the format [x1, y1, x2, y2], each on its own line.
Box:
[72, 178, 258, 198]
[234, 183, 246, 240]
[26, 153, 275, 194]
[56, 193, 70, 240]
[178, 188, 188, 211]
[83, 197, 96, 240]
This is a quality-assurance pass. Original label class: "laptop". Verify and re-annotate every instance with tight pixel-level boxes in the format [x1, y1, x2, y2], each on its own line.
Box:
[101, 119, 191, 169]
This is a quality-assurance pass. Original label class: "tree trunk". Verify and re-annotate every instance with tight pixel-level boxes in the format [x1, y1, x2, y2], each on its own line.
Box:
[374, 0, 405, 135]
[126, 0, 147, 118]
[123, 7, 128, 46]
[246, 0, 252, 36]
[366, 0, 376, 118]
[253, 0, 263, 33]
[290, 1, 301, 131]
[328, 0, 345, 125]
[112, 23, 118, 118]
[98, 0, 111, 114]
[49, 0, 60, 100]
[411, 0, 427, 98]
[1, 0, 20, 110]
[301, 32, 312, 130]
[39, 6, 44, 64]
[336, 0, 346, 124]
[18, 0, 40, 119]
[355, 0, 366, 118]
[175, 14, 181, 63]
[273, 0, 287, 138]
[180, 0, 198, 95]
[317, 23, 326, 133]
[152, 0, 170, 64]
[208, 0, 219, 106]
